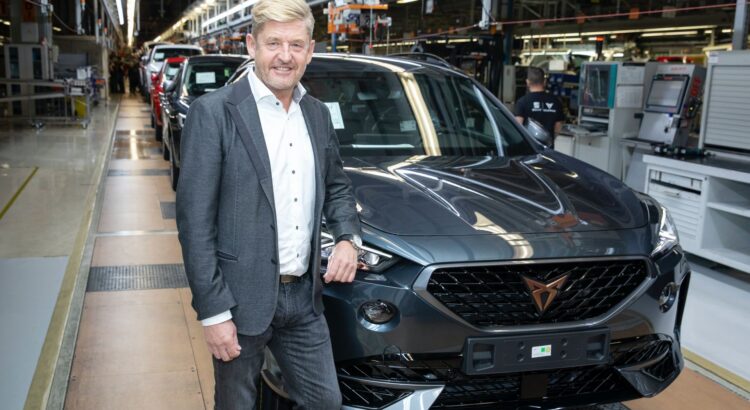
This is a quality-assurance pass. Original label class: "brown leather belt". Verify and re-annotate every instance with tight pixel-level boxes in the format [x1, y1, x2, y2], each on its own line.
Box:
[279, 274, 303, 284]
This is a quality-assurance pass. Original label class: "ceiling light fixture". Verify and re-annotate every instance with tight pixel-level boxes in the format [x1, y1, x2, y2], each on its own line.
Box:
[202, 0, 257, 28]
[126, 0, 136, 46]
[116, 0, 124, 25]
[640, 30, 698, 37]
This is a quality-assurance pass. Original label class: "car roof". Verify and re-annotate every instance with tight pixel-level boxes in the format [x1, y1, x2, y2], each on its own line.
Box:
[153, 44, 203, 51]
[165, 57, 186, 64]
[231, 53, 468, 78]
[185, 55, 247, 64]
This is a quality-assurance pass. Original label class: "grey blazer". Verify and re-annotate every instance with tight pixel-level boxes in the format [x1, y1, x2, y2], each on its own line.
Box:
[176, 78, 361, 336]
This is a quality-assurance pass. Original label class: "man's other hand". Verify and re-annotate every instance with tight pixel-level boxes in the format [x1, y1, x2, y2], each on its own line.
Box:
[204, 319, 241, 362]
[324, 241, 358, 283]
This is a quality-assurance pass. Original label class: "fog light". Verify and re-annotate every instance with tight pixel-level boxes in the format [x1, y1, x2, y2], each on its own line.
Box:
[360, 300, 396, 324]
[659, 282, 678, 312]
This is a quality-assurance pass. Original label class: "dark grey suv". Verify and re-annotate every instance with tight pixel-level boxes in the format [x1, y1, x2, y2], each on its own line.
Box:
[229, 54, 689, 409]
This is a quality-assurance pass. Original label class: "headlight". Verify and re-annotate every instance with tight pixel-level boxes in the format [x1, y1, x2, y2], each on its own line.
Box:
[653, 205, 679, 256]
[321, 231, 399, 273]
[637, 193, 680, 257]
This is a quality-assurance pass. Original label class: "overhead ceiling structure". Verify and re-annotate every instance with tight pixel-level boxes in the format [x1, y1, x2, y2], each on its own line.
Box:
[99, 0, 126, 42]
[153, 0, 329, 44]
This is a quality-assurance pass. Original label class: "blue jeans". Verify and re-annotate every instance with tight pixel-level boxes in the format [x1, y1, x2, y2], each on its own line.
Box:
[213, 274, 341, 410]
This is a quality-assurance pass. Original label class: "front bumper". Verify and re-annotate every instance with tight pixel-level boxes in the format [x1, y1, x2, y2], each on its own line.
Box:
[324, 248, 689, 409]
[261, 248, 689, 409]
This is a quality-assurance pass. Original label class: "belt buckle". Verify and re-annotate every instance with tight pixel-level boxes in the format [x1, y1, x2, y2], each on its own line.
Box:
[280, 275, 300, 284]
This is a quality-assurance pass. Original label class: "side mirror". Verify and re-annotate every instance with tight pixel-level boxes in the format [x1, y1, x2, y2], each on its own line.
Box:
[525, 118, 552, 146]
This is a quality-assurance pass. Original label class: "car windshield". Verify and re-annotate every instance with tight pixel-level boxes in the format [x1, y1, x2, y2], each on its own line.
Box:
[183, 61, 242, 97]
[153, 48, 201, 62]
[165, 63, 181, 80]
[301, 70, 534, 157]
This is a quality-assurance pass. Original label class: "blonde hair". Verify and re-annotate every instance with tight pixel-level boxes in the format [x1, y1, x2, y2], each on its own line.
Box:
[251, 0, 315, 38]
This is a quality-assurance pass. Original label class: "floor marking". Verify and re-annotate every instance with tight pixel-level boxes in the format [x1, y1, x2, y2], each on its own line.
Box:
[0, 167, 39, 221]
[96, 230, 179, 237]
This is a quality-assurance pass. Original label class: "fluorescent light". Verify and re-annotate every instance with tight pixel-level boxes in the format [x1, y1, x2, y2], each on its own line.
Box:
[721, 29, 733, 33]
[613, 52, 624, 57]
[519, 25, 716, 40]
[2, 21, 9, 26]
[202, 0, 257, 28]
[641, 30, 698, 37]
[126, 0, 136, 46]
[116, 0, 124, 25]
[397, 0, 420, 3]
[554, 37, 581, 42]
[53, 26, 61, 32]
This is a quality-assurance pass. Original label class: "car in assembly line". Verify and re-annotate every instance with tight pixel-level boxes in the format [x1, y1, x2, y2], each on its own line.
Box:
[183, 53, 690, 409]
[150, 56, 185, 141]
[161, 54, 246, 190]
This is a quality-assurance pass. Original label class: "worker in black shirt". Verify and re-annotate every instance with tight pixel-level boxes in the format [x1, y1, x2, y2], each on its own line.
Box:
[514, 67, 565, 148]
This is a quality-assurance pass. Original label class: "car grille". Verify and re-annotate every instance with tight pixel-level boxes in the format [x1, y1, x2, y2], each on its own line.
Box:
[426, 259, 649, 327]
[338, 335, 675, 408]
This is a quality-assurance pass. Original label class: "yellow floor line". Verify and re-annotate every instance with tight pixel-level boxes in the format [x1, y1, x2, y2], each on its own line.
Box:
[683, 348, 750, 394]
[0, 167, 39, 221]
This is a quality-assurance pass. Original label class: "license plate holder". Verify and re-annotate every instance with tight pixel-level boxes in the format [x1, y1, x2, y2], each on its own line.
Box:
[462, 328, 610, 375]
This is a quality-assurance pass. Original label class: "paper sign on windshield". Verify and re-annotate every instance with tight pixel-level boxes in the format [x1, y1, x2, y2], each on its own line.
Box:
[195, 72, 216, 84]
[324, 102, 345, 129]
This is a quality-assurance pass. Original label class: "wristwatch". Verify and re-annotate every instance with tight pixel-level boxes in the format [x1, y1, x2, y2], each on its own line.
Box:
[336, 234, 362, 252]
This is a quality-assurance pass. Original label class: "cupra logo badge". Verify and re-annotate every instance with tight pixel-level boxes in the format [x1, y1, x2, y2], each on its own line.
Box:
[522, 275, 569, 314]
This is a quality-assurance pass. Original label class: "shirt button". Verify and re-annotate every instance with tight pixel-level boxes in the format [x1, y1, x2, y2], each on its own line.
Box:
[289, 143, 293, 147]
[292, 170, 295, 174]
[295, 226, 299, 230]
[294, 198, 298, 202]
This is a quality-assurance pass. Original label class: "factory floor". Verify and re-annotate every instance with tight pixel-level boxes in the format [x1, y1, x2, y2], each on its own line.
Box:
[1, 93, 748, 410]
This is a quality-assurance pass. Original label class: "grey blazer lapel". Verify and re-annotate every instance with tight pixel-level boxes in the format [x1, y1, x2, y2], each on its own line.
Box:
[225, 80, 275, 208]
[300, 96, 325, 214]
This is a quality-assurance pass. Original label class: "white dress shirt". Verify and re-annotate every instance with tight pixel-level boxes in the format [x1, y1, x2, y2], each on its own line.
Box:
[202, 69, 315, 326]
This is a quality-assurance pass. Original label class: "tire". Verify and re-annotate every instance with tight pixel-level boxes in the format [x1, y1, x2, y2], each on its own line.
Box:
[257, 370, 293, 410]
[162, 129, 170, 161]
[169, 152, 179, 191]
[155, 118, 163, 141]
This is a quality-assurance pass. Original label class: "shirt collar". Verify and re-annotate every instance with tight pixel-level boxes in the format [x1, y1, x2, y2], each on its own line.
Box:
[247, 67, 307, 105]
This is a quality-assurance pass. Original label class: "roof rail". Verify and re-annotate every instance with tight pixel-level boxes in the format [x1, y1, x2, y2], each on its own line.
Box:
[387, 52, 454, 69]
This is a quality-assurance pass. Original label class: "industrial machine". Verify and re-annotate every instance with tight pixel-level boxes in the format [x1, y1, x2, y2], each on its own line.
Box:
[622, 63, 705, 191]
[638, 63, 706, 145]
[699, 50, 750, 153]
[557, 61, 647, 178]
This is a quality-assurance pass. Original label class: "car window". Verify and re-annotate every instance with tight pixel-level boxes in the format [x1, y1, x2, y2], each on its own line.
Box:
[154, 48, 201, 62]
[301, 70, 534, 157]
[165, 64, 181, 80]
[183, 61, 242, 97]
[415, 73, 535, 157]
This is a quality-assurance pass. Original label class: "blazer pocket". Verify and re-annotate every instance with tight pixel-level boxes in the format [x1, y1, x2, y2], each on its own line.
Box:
[216, 250, 238, 262]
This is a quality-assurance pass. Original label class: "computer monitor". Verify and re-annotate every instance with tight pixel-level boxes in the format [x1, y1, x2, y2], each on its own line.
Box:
[579, 64, 616, 109]
[645, 75, 688, 114]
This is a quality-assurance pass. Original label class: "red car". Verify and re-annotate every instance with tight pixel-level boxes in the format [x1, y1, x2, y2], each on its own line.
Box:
[151, 56, 185, 141]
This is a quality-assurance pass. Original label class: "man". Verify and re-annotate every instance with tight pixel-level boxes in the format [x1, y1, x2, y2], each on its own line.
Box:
[176, 0, 361, 408]
[514, 67, 565, 148]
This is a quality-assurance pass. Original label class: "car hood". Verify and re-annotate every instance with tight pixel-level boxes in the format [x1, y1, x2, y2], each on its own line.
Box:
[344, 153, 647, 236]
